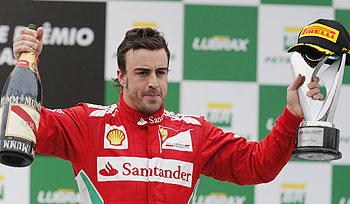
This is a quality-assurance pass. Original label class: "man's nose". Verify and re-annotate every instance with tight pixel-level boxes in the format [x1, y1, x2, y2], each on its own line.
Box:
[148, 72, 159, 88]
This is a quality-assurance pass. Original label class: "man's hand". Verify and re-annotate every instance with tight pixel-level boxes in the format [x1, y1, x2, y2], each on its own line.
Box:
[13, 27, 44, 59]
[287, 74, 324, 118]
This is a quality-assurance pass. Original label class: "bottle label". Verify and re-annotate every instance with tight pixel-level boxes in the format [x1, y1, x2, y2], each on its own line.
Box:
[5, 103, 39, 143]
[17, 52, 38, 74]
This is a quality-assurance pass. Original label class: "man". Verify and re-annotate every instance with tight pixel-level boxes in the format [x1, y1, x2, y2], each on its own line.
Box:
[13, 27, 322, 204]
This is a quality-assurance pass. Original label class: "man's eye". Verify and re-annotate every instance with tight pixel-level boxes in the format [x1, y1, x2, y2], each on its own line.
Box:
[156, 70, 168, 76]
[137, 71, 148, 76]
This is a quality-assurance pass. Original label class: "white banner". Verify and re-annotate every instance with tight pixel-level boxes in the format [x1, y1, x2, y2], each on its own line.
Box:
[255, 162, 332, 204]
[181, 80, 258, 141]
[0, 164, 30, 204]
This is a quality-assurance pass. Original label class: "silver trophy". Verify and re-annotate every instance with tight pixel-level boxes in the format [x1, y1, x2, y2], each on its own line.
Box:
[290, 51, 345, 161]
[287, 18, 350, 161]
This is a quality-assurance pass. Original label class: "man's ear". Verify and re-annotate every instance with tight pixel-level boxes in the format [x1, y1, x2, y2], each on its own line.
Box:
[117, 69, 126, 87]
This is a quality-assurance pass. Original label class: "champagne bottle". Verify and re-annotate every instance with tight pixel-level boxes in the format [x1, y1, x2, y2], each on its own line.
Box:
[0, 24, 42, 167]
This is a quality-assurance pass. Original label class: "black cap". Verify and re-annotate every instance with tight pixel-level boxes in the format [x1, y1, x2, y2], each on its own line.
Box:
[287, 19, 350, 65]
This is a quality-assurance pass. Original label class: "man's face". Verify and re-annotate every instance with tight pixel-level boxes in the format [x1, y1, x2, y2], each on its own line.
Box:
[118, 48, 168, 115]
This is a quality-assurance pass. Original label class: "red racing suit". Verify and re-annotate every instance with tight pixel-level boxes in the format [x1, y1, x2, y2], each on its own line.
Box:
[36, 95, 302, 204]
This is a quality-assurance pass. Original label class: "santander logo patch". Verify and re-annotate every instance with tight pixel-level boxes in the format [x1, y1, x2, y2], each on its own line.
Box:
[97, 157, 193, 188]
[99, 162, 118, 176]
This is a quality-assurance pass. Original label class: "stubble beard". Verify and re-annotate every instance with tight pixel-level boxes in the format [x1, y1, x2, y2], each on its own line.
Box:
[138, 92, 163, 115]
[126, 79, 163, 115]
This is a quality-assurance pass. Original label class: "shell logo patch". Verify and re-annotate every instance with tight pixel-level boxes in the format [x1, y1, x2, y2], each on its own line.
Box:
[107, 129, 125, 146]
[104, 124, 128, 150]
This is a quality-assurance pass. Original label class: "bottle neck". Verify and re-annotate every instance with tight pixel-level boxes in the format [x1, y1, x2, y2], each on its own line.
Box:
[18, 52, 36, 63]
[17, 52, 38, 73]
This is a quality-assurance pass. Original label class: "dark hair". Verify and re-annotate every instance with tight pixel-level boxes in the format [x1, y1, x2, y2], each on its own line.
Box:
[114, 28, 171, 87]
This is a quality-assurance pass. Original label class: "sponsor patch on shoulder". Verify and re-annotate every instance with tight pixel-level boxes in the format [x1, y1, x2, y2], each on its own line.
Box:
[89, 104, 118, 117]
[164, 111, 201, 125]
[158, 126, 193, 152]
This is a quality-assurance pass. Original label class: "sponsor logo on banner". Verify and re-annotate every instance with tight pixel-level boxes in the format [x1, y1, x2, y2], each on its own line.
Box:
[158, 126, 193, 152]
[192, 35, 249, 52]
[0, 47, 16, 66]
[206, 103, 233, 128]
[9, 22, 94, 48]
[193, 193, 247, 204]
[0, 22, 95, 62]
[265, 27, 301, 65]
[36, 188, 81, 204]
[97, 157, 193, 188]
[40, 22, 95, 47]
[0, 175, 4, 200]
[280, 183, 306, 204]
[104, 124, 128, 149]
[300, 23, 339, 43]
[132, 21, 158, 28]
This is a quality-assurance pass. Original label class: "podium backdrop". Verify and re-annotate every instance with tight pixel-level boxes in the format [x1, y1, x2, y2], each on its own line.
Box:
[1, 0, 350, 203]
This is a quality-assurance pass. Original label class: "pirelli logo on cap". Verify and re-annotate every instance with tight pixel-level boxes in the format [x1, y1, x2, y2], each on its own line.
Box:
[300, 23, 339, 43]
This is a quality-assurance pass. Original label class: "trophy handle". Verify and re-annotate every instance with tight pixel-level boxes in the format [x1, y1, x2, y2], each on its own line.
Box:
[316, 54, 346, 122]
[290, 53, 346, 123]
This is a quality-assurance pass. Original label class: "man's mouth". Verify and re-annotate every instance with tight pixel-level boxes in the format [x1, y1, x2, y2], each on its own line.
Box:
[144, 92, 161, 101]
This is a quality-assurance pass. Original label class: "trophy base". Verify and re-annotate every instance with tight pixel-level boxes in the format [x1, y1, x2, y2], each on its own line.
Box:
[294, 147, 342, 161]
[0, 136, 35, 167]
[293, 125, 342, 161]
